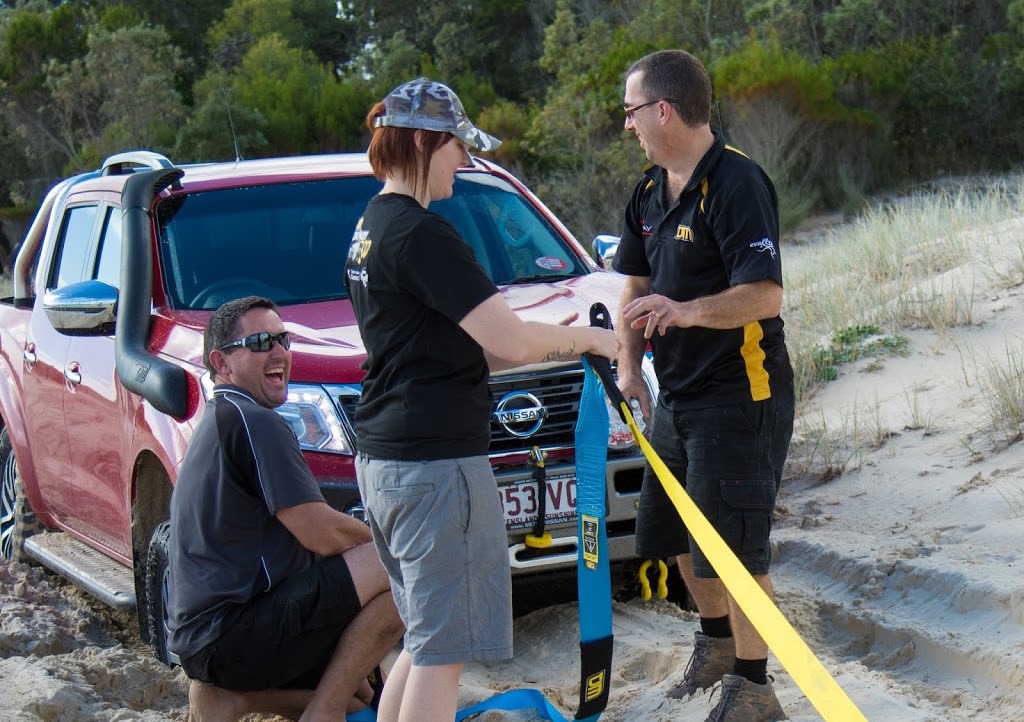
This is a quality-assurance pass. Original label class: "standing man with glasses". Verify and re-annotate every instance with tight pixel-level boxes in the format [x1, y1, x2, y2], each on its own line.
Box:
[167, 295, 403, 722]
[613, 50, 794, 722]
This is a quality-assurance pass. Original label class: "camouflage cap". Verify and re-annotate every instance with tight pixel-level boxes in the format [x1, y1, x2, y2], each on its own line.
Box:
[374, 77, 502, 152]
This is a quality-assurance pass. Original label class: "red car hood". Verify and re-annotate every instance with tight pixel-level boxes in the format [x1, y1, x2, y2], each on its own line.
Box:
[158, 270, 626, 379]
[287, 270, 622, 339]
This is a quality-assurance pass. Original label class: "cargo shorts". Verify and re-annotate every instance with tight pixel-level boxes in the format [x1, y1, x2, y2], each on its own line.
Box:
[635, 383, 795, 578]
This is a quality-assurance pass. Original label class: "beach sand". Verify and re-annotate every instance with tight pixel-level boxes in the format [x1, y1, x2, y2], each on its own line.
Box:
[3, 214, 1024, 721]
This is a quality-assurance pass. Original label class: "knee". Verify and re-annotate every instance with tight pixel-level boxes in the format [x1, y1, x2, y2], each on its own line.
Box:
[386, 604, 405, 638]
[345, 542, 390, 591]
[368, 591, 405, 641]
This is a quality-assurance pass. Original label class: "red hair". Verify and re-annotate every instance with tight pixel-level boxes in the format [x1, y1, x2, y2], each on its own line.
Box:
[366, 101, 455, 198]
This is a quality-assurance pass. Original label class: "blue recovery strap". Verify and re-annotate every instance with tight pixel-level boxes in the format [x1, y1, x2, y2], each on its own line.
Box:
[455, 688, 570, 721]
[571, 355, 614, 721]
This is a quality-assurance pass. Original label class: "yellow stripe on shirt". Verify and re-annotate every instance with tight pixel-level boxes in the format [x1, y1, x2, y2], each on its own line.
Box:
[742, 321, 771, 401]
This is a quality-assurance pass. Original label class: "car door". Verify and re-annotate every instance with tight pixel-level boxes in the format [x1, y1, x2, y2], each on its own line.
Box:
[23, 203, 100, 525]
[63, 202, 133, 561]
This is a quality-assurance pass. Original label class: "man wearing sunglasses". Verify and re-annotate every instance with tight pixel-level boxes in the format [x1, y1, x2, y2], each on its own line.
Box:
[167, 295, 403, 722]
[613, 50, 794, 722]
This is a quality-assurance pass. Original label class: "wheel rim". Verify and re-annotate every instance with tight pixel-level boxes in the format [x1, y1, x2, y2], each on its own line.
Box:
[0, 450, 18, 559]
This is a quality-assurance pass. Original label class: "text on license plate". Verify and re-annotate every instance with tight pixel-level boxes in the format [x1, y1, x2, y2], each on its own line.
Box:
[499, 471, 576, 530]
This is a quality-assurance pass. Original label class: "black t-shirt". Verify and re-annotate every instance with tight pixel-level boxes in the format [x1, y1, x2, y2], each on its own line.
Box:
[344, 193, 499, 459]
[613, 132, 793, 410]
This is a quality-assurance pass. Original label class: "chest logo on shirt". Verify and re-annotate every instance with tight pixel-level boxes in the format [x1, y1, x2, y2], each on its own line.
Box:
[641, 220, 653, 237]
[749, 237, 776, 259]
[674, 225, 694, 242]
[346, 218, 371, 286]
[348, 219, 372, 263]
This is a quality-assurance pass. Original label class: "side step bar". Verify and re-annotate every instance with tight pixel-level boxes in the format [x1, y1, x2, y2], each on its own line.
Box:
[24, 532, 136, 609]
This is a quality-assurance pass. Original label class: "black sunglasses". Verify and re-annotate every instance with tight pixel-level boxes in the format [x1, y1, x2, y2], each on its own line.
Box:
[623, 98, 678, 120]
[219, 331, 291, 353]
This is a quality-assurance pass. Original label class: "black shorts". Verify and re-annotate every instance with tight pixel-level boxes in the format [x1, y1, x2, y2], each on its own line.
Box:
[635, 383, 795, 578]
[181, 554, 361, 691]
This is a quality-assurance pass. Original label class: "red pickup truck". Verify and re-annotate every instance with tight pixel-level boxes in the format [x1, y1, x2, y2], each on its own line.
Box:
[0, 150, 659, 663]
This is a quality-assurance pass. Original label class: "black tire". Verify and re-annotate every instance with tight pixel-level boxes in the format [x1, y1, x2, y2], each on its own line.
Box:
[0, 427, 42, 563]
[145, 520, 178, 666]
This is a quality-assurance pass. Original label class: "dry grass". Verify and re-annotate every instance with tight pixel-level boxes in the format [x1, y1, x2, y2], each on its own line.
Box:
[784, 175, 1024, 481]
[785, 175, 1024, 403]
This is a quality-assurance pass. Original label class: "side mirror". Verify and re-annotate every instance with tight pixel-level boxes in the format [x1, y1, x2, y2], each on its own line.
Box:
[42, 279, 118, 336]
[592, 235, 620, 270]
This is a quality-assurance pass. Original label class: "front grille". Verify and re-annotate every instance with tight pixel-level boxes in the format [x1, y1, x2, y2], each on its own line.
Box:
[335, 364, 588, 457]
[488, 366, 584, 454]
[337, 362, 585, 452]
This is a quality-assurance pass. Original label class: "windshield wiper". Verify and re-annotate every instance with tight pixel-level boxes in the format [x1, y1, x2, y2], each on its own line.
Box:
[504, 273, 581, 285]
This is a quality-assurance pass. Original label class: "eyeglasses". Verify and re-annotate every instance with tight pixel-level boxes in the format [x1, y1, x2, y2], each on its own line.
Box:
[219, 331, 291, 353]
[623, 98, 678, 121]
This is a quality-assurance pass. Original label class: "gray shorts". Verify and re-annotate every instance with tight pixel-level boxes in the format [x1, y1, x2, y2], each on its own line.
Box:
[356, 455, 513, 665]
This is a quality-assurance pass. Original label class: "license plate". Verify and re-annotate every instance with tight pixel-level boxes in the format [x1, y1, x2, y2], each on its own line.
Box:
[499, 471, 577, 530]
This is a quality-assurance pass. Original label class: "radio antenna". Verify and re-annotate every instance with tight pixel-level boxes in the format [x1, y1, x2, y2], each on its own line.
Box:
[221, 86, 243, 162]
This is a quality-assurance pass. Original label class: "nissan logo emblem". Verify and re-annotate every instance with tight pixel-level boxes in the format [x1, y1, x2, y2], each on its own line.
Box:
[493, 391, 547, 438]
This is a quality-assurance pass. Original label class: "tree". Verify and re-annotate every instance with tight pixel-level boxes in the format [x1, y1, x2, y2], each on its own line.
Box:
[206, 0, 302, 66]
[313, 73, 375, 151]
[46, 23, 185, 169]
[525, 1, 648, 240]
[181, 31, 372, 160]
[173, 70, 269, 162]
[231, 34, 327, 155]
[353, 29, 423, 96]
[347, 0, 553, 103]
[0, 1, 89, 179]
[291, 0, 359, 71]
[118, 0, 233, 95]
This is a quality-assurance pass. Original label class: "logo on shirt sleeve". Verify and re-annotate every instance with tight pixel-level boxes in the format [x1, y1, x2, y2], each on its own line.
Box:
[749, 237, 776, 258]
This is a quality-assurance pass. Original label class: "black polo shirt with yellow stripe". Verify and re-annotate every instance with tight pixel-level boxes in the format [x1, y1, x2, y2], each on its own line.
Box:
[613, 131, 792, 411]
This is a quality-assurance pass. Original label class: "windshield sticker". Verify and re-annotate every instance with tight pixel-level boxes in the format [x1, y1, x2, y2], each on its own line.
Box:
[535, 256, 569, 271]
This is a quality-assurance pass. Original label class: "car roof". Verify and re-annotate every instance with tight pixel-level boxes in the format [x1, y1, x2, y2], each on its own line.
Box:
[174, 153, 375, 185]
[83, 151, 501, 193]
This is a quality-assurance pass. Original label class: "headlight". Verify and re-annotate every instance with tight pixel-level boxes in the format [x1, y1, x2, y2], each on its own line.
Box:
[199, 375, 356, 455]
[277, 384, 355, 454]
[606, 355, 658, 450]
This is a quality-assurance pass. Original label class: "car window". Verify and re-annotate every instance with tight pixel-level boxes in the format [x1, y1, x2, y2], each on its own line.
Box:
[157, 176, 379, 309]
[94, 206, 122, 288]
[50, 205, 98, 291]
[156, 172, 588, 310]
[434, 174, 587, 285]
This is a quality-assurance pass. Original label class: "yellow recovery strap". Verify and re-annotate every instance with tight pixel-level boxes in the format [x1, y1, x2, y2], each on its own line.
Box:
[609, 393, 868, 722]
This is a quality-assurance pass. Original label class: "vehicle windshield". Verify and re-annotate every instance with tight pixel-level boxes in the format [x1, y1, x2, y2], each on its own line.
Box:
[156, 172, 589, 310]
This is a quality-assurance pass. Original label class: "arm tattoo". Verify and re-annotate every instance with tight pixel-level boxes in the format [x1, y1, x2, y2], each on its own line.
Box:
[541, 340, 577, 363]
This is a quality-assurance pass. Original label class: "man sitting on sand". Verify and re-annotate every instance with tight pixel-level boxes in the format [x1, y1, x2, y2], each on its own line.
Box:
[166, 295, 403, 721]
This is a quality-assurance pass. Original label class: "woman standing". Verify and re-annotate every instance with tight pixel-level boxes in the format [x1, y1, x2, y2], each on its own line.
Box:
[344, 77, 619, 722]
